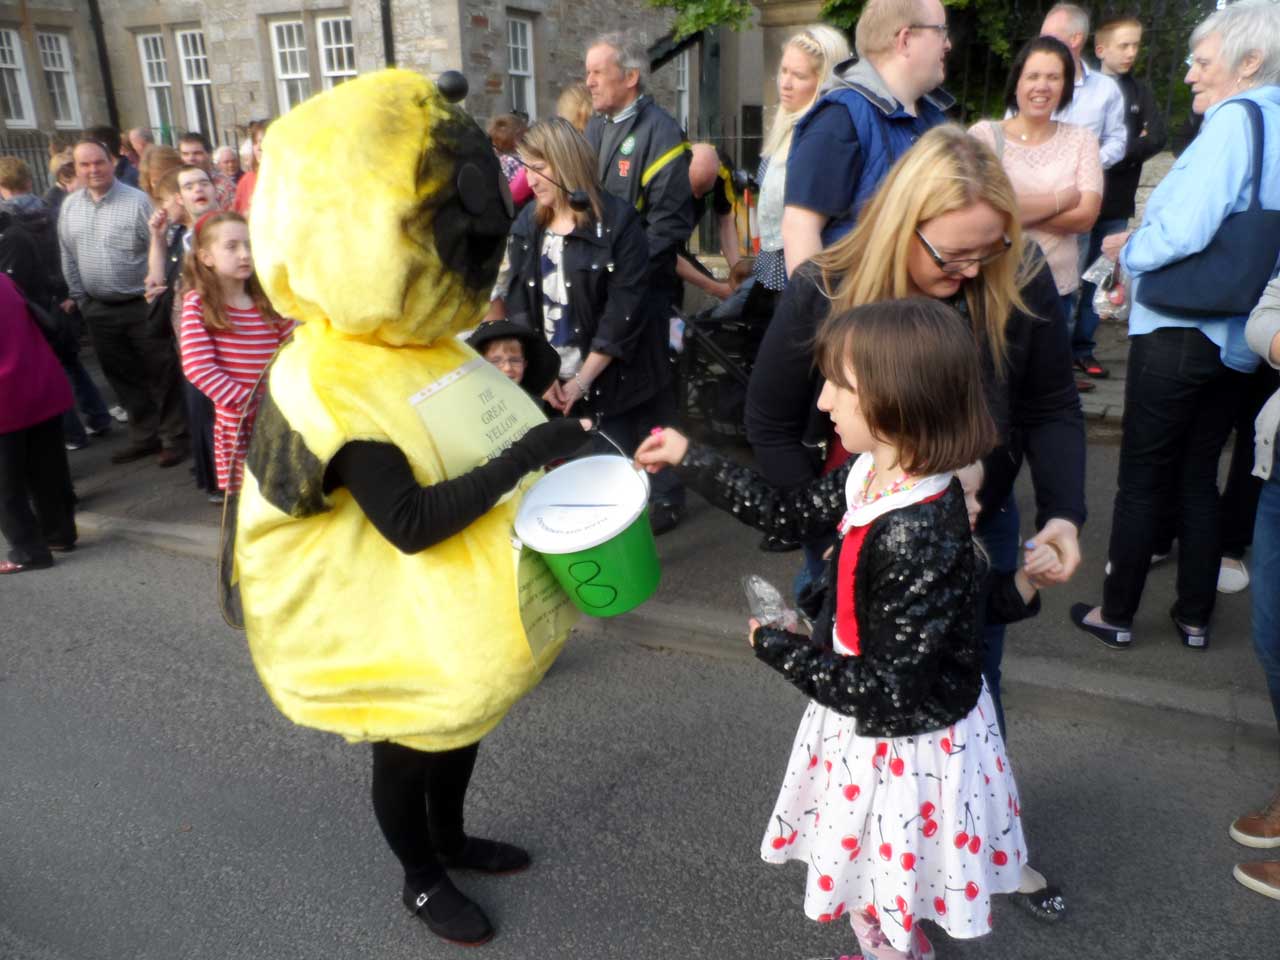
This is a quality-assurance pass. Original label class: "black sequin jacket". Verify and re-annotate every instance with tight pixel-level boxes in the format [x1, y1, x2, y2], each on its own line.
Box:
[678, 445, 1002, 738]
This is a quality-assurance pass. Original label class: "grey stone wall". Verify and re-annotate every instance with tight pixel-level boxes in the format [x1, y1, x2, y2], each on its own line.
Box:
[0, 1, 110, 134]
[90, 0, 678, 143]
[457, 0, 680, 125]
[96, 0, 384, 140]
[391, 0, 463, 77]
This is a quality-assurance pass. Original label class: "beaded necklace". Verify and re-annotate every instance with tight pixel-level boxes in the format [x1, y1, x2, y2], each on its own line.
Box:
[853, 466, 924, 509]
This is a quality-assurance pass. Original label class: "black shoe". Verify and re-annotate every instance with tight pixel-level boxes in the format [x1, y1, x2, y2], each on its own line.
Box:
[649, 500, 684, 536]
[1069, 602, 1132, 650]
[403, 877, 494, 946]
[1170, 607, 1209, 651]
[110, 440, 162, 464]
[1010, 884, 1067, 922]
[438, 837, 531, 875]
[758, 534, 802, 553]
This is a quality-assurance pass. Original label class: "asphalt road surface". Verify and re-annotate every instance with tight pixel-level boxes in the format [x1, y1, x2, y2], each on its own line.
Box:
[2, 537, 1277, 959]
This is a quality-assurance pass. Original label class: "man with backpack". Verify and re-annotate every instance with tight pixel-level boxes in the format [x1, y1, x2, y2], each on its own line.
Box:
[780, 0, 954, 274]
[0, 156, 115, 449]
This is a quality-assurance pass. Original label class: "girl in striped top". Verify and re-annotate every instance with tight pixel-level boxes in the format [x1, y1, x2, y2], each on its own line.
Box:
[179, 211, 291, 494]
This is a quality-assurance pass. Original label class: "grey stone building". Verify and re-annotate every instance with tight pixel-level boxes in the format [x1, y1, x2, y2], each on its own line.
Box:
[0, 1, 109, 137]
[89, 0, 688, 146]
[1, 0, 770, 193]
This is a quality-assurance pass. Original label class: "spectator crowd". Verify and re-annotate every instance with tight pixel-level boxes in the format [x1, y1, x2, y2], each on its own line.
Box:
[2, 0, 1279, 954]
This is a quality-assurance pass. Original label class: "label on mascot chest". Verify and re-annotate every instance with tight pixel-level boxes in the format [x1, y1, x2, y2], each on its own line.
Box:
[409, 357, 544, 475]
[408, 357, 577, 659]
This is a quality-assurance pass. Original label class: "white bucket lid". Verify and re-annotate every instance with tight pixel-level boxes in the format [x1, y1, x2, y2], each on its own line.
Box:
[514, 454, 651, 554]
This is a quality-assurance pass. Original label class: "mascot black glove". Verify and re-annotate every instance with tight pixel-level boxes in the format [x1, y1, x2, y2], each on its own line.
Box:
[508, 418, 591, 471]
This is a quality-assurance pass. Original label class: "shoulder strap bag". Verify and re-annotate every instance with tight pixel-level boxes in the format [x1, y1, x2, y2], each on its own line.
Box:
[1136, 99, 1280, 318]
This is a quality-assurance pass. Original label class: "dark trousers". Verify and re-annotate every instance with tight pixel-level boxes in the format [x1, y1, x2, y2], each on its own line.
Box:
[184, 378, 218, 493]
[0, 416, 77, 565]
[1221, 364, 1280, 558]
[1148, 363, 1278, 558]
[595, 388, 685, 508]
[371, 741, 478, 890]
[977, 495, 1020, 739]
[61, 353, 113, 445]
[80, 296, 186, 450]
[1102, 327, 1246, 628]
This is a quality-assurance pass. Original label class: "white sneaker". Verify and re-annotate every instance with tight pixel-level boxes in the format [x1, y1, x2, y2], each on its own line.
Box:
[1218, 558, 1250, 594]
[108, 405, 129, 423]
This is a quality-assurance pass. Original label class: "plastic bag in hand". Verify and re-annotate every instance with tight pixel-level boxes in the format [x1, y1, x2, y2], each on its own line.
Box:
[743, 574, 800, 631]
[1084, 255, 1130, 322]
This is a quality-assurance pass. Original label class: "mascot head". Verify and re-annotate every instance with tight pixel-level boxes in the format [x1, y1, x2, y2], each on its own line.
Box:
[250, 70, 513, 346]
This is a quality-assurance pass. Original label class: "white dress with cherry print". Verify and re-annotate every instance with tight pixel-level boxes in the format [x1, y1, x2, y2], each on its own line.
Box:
[758, 458, 1027, 952]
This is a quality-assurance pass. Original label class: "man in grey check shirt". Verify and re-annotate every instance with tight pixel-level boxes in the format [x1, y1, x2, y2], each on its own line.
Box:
[59, 139, 187, 466]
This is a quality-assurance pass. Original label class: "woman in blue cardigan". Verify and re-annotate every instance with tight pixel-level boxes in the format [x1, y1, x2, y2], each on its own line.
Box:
[1071, 0, 1280, 651]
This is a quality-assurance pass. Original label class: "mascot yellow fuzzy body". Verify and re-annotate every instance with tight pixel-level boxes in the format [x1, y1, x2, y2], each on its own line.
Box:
[234, 70, 577, 752]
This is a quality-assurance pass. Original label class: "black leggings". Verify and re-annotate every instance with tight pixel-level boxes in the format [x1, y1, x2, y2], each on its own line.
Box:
[370, 740, 479, 889]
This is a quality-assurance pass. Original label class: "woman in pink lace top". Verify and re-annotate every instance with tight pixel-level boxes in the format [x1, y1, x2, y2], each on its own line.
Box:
[970, 36, 1102, 320]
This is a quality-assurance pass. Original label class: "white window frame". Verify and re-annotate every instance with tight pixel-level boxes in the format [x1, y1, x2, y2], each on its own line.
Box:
[176, 28, 216, 136]
[0, 28, 35, 129]
[506, 14, 535, 119]
[270, 20, 311, 111]
[36, 32, 81, 129]
[674, 50, 690, 132]
[137, 33, 175, 143]
[318, 16, 356, 89]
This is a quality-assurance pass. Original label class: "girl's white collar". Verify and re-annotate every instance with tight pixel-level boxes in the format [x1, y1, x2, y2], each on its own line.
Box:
[839, 453, 953, 530]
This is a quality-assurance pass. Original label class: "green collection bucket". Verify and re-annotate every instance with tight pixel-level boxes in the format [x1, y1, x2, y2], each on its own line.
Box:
[514, 453, 661, 617]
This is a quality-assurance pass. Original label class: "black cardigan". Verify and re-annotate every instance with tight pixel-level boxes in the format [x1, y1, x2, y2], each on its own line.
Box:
[743, 254, 1086, 530]
[503, 192, 669, 417]
[675, 444, 1035, 738]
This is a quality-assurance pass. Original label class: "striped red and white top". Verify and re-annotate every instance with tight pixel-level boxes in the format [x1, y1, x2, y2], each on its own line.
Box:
[180, 290, 292, 491]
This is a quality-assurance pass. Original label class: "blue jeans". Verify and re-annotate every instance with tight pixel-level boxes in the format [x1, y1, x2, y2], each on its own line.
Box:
[1074, 217, 1129, 359]
[977, 496, 1020, 739]
[1253, 473, 1280, 734]
[794, 532, 838, 602]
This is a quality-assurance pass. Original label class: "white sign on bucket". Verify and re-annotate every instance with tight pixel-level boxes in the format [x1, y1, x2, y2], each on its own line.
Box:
[514, 455, 650, 554]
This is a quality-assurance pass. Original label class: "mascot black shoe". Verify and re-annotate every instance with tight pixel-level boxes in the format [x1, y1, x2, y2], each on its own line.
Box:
[232, 69, 583, 946]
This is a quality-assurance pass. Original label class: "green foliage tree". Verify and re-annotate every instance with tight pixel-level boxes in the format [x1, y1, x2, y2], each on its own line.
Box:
[650, 0, 1218, 137]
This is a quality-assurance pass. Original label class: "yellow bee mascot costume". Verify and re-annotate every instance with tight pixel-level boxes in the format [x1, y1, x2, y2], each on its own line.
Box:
[233, 70, 586, 946]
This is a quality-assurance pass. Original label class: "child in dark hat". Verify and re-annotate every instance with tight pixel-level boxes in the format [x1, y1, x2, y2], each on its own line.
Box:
[466, 320, 560, 400]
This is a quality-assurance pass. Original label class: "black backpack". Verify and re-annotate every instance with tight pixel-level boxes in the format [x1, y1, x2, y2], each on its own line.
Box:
[0, 210, 48, 305]
[11, 203, 64, 301]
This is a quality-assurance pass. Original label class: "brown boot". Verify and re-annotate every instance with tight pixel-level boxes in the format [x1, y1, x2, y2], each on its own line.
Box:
[1233, 861, 1280, 900]
[1230, 789, 1280, 848]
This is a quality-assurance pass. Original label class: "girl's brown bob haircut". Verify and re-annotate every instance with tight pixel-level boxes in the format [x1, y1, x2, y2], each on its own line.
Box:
[816, 297, 997, 476]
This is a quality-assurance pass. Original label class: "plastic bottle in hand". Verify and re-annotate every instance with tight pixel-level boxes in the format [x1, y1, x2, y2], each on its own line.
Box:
[743, 574, 800, 631]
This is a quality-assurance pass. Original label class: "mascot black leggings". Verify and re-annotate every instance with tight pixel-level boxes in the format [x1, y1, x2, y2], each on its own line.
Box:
[371, 740, 479, 888]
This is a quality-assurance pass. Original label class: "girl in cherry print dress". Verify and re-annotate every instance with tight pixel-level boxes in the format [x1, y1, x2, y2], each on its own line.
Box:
[637, 299, 1054, 960]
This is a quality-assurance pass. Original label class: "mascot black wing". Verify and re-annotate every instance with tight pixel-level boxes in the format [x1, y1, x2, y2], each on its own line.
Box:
[234, 70, 578, 751]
